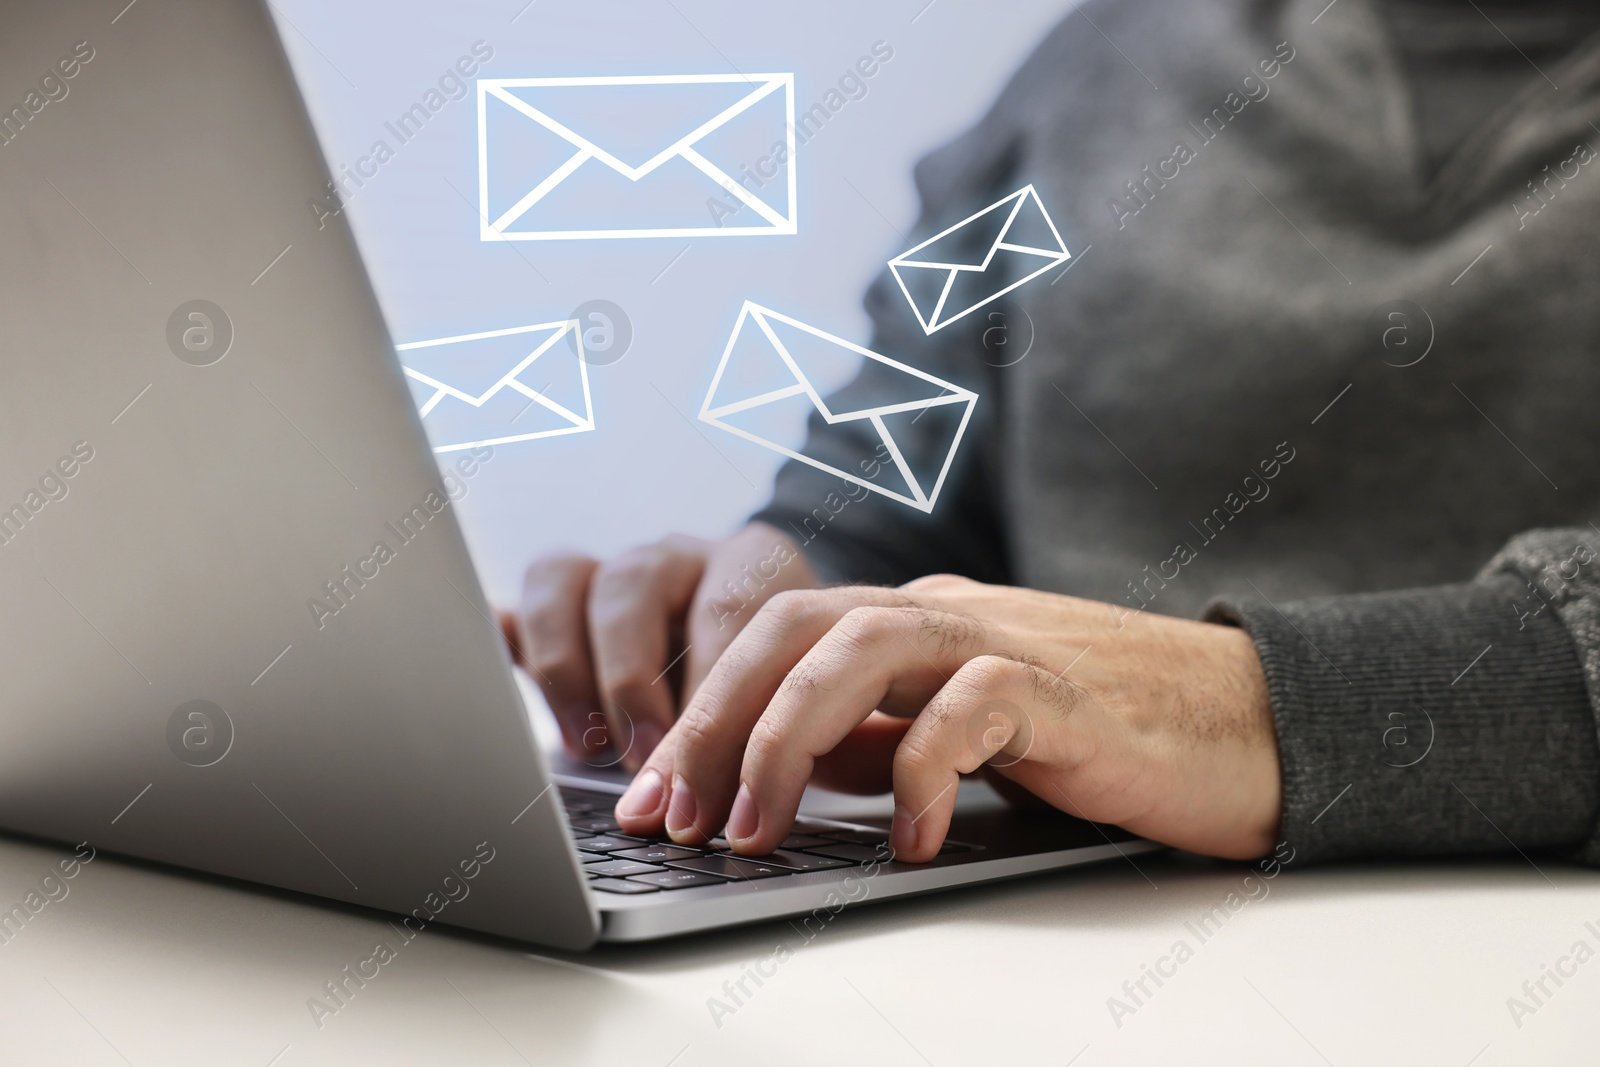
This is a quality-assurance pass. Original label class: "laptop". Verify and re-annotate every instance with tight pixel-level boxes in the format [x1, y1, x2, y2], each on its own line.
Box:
[0, 0, 1158, 950]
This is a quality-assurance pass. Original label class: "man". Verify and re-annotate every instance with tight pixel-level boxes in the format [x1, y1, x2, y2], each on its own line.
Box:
[501, 0, 1600, 866]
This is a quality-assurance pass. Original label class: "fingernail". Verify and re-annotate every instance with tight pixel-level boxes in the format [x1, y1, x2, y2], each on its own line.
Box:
[889, 804, 918, 857]
[616, 768, 663, 819]
[665, 775, 697, 837]
[725, 783, 759, 844]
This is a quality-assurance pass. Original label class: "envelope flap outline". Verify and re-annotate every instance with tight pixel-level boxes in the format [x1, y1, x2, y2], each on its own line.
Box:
[890, 186, 1069, 274]
[397, 321, 592, 431]
[482, 74, 790, 182]
[698, 304, 979, 513]
[702, 303, 975, 426]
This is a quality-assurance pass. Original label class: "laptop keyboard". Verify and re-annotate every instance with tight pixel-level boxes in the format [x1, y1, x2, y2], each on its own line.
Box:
[561, 787, 977, 895]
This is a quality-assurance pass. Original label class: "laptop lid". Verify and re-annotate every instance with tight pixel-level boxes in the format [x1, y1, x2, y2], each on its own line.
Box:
[0, 0, 598, 949]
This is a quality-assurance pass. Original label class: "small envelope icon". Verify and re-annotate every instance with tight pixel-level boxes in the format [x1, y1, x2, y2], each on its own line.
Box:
[888, 185, 1070, 334]
[395, 321, 594, 454]
[699, 302, 978, 513]
[477, 73, 798, 241]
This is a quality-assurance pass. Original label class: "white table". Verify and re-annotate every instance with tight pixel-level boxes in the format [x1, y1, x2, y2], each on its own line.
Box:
[0, 798, 1590, 1066]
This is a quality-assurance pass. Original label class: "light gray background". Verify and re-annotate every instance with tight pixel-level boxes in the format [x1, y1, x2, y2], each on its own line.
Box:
[272, 0, 1076, 607]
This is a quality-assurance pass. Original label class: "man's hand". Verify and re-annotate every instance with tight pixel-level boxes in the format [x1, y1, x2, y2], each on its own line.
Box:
[613, 574, 1282, 862]
[498, 523, 818, 771]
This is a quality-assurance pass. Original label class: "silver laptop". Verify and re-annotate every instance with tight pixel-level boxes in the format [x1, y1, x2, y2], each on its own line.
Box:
[0, 0, 1158, 950]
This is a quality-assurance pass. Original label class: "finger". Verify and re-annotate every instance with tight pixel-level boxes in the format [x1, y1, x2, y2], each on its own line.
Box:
[497, 610, 525, 667]
[615, 586, 911, 842]
[725, 604, 988, 854]
[681, 524, 815, 706]
[890, 655, 1090, 861]
[809, 712, 911, 795]
[516, 555, 602, 758]
[586, 536, 707, 771]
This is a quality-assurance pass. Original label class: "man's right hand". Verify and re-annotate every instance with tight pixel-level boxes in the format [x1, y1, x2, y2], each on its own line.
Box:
[498, 522, 818, 772]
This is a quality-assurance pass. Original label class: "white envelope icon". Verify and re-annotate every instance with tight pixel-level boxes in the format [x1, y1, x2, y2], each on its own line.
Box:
[395, 321, 594, 454]
[699, 302, 978, 513]
[477, 73, 798, 241]
[888, 185, 1070, 334]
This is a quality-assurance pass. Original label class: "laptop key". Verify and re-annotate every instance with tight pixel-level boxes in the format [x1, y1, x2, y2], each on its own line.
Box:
[577, 851, 612, 864]
[630, 869, 729, 890]
[818, 828, 890, 845]
[570, 814, 621, 834]
[613, 845, 701, 863]
[576, 835, 645, 854]
[779, 833, 836, 850]
[590, 877, 660, 895]
[587, 859, 667, 878]
[758, 849, 854, 872]
[802, 843, 896, 864]
[666, 855, 789, 880]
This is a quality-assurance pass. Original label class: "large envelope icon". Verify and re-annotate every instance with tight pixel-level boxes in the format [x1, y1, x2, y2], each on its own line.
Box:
[477, 73, 798, 241]
[699, 302, 978, 513]
[888, 185, 1070, 334]
[396, 321, 594, 454]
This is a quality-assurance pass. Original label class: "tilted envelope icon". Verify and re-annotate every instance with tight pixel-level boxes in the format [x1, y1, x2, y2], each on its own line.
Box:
[477, 73, 798, 241]
[698, 302, 978, 513]
[888, 185, 1070, 334]
[396, 321, 594, 454]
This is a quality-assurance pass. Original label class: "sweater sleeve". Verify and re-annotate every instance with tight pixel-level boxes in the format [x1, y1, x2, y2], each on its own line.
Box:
[1204, 527, 1600, 864]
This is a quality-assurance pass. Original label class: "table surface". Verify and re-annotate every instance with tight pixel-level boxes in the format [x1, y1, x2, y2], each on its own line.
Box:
[0, 791, 1593, 1067]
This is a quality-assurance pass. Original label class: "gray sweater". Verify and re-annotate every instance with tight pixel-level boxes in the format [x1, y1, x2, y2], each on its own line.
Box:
[753, 0, 1600, 863]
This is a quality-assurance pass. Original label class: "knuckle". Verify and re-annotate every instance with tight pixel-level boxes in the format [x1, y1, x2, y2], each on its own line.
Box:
[895, 731, 940, 775]
[593, 547, 669, 597]
[521, 554, 594, 601]
[670, 706, 720, 756]
[834, 605, 896, 645]
[901, 572, 972, 597]
[752, 588, 828, 635]
[956, 654, 1017, 692]
[762, 587, 816, 619]
[742, 719, 786, 768]
[659, 532, 707, 557]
